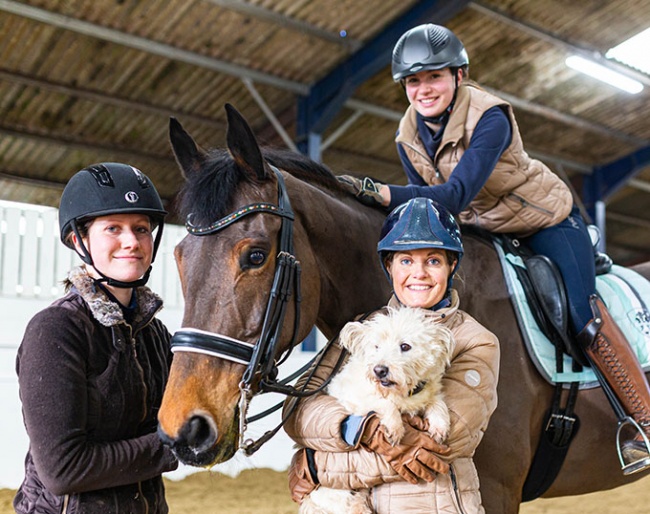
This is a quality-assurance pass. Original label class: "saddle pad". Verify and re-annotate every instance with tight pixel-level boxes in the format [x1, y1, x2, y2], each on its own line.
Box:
[494, 240, 650, 388]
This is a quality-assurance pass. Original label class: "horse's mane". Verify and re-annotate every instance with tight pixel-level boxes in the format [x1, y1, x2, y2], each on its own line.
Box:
[459, 223, 495, 245]
[176, 146, 346, 226]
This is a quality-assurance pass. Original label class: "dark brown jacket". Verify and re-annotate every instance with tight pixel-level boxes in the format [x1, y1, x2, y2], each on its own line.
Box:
[14, 267, 177, 514]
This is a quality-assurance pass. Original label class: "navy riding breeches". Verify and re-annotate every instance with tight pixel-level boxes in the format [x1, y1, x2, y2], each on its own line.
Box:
[521, 206, 596, 334]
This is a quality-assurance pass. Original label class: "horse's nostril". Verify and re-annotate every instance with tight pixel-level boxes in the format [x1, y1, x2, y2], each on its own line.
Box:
[181, 415, 217, 451]
[374, 365, 389, 379]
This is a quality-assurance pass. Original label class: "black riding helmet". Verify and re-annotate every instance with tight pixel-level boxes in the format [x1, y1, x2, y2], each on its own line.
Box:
[391, 24, 469, 82]
[59, 162, 167, 288]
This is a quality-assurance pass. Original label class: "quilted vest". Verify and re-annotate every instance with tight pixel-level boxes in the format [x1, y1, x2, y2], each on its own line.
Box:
[395, 83, 573, 236]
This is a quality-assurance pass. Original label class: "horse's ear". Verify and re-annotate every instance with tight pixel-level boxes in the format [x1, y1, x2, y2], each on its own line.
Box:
[224, 103, 269, 182]
[169, 117, 208, 180]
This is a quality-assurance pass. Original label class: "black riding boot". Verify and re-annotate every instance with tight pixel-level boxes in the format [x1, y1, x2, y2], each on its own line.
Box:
[578, 295, 650, 474]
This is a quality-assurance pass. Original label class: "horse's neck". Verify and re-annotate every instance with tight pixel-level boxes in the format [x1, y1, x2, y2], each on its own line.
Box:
[296, 187, 390, 337]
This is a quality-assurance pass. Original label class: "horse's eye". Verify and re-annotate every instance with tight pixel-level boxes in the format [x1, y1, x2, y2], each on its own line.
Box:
[400, 343, 411, 352]
[248, 250, 266, 267]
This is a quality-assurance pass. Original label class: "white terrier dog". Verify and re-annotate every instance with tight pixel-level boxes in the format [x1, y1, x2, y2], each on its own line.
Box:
[299, 306, 456, 514]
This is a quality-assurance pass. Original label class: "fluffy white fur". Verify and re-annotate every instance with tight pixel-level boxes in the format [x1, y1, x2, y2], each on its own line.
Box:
[299, 306, 456, 514]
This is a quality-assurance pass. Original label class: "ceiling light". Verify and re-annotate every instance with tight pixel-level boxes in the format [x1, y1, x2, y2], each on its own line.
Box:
[606, 27, 650, 75]
[565, 55, 643, 94]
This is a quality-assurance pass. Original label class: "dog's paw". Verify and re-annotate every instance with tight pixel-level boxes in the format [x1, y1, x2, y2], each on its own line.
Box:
[427, 424, 449, 444]
[382, 419, 406, 445]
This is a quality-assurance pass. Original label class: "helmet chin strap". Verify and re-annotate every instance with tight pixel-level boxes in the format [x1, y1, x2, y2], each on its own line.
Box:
[70, 220, 156, 289]
[91, 266, 153, 289]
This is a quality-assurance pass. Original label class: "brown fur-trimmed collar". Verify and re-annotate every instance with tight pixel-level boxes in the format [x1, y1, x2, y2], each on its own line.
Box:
[65, 266, 163, 328]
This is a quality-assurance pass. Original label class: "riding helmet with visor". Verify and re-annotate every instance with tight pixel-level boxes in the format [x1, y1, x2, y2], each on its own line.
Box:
[59, 162, 167, 288]
[377, 198, 463, 286]
[391, 23, 469, 82]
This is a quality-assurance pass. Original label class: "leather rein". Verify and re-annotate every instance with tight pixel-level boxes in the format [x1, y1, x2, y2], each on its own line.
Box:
[169, 166, 337, 454]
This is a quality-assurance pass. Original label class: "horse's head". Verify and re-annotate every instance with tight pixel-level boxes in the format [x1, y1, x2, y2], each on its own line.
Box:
[158, 104, 388, 466]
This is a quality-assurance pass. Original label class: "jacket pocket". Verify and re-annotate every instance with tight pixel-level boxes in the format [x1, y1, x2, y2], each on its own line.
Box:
[506, 192, 554, 217]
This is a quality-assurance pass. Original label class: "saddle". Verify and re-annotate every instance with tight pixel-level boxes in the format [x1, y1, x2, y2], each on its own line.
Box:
[494, 232, 650, 500]
[499, 236, 590, 368]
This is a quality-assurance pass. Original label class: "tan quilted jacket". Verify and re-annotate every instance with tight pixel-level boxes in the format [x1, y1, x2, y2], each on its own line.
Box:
[396, 83, 573, 237]
[283, 291, 500, 513]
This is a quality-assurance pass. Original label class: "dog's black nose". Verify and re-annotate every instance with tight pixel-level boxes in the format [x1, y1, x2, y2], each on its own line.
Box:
[374, 365, 389, 379]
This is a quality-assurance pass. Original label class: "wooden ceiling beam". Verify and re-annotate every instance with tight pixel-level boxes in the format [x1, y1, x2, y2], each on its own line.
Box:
[0, 126, 168, 163]
[205, 0, 362, 51]
[0, 69, 227, 130]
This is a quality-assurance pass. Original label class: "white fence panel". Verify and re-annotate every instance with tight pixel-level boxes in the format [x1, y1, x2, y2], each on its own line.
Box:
[38, 209, 59, 296]
[20, 210, 40, 296]
[1, 208, 22, 296]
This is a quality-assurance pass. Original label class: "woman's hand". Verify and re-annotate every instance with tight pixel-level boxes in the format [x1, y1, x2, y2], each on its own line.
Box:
[337, 175, 388, 207]
[288, 448, 319, 503]
[359, 413, 450, 484]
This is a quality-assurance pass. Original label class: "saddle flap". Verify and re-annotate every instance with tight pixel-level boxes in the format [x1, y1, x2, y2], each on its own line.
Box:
[525, 255, 568, 335]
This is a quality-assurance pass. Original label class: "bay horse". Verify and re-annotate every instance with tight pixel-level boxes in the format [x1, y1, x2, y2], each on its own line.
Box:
[157, 104, 650, 513]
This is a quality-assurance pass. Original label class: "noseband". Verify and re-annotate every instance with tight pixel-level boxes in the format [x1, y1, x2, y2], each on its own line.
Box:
[170, 165, 306, 453]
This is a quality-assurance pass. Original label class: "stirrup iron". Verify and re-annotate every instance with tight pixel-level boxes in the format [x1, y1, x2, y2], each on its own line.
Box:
[617, 417, 650, 475]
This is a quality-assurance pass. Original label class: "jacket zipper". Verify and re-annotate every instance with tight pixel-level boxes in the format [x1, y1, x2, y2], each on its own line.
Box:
[449, 463, 468, 514]
[62, 494, 69, 514]
[124, 323, 150, 423]
[507, 192, 554, 216]
[402, 141, 447, 182]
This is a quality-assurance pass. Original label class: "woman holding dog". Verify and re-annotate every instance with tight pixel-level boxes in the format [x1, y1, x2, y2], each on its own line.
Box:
[285, 198, 500, 513]
[340, 22, 650, 468]
[14, 163, 178, 513]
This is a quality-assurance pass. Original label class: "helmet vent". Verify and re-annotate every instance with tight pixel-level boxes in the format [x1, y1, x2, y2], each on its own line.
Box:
[427, 27, 449, 54]
[86, 164, 115, 188]
[131, 166, 151, 189]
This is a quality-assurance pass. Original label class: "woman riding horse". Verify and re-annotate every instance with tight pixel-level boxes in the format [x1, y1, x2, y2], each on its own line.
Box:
[285, 198, 500, 513]
[340, 23, 650, 469]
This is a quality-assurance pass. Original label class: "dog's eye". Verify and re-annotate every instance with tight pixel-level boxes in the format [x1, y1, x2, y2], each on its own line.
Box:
[400, 343, 411, 352]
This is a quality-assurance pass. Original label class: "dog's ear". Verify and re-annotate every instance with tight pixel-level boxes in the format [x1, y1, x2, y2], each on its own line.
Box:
[339, 321, 366, 355]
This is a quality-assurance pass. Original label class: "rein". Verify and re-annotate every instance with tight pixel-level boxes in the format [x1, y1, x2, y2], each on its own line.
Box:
[169, 166, 317, 453]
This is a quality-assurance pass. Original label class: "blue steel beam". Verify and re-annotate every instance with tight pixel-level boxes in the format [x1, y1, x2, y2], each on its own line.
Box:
[582, 144, 650, 218]
[297, 0, 471, 154]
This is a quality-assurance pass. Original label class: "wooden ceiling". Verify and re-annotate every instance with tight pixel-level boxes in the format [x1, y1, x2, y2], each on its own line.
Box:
[0, 0, 649, 264]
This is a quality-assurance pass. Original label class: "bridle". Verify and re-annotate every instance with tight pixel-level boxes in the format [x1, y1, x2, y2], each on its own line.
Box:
[169, 165, 337, 454]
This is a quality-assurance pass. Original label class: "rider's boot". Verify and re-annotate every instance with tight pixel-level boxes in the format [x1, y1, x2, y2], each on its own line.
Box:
[578, 295, 650, 474]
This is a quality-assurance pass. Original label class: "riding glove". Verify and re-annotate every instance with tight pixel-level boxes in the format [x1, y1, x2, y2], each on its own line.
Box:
[288, 448, 319, 503]
[337, 175, 385, 208]
[358, 412, 450, 484]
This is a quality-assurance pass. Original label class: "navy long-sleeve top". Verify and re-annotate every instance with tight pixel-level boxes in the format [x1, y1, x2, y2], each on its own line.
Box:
[388, 106, 512, 214]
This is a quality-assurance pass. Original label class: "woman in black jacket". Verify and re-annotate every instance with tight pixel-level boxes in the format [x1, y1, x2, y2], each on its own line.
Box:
[14, 163, 178, 514]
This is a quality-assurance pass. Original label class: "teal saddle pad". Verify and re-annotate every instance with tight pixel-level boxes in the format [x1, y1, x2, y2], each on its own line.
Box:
[494, 239, 650, 387]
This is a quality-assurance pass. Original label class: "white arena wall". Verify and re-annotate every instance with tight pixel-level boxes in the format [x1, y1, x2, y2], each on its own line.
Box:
[0, 202, 321, 489]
